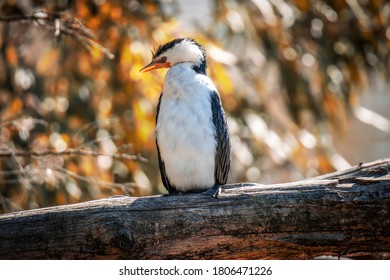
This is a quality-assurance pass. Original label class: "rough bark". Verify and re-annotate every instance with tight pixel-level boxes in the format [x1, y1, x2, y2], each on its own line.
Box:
[0, 158, 390, 259]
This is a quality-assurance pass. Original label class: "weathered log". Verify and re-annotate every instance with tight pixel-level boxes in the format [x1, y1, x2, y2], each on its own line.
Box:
[0, 158, 390, 259]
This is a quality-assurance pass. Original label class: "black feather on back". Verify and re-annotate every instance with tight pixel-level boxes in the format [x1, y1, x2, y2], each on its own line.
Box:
[210, 90, 231, 185]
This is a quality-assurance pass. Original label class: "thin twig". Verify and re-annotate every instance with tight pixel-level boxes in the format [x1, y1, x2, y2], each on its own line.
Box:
[0, 149, 148, 162]
[72, 117, 120, 142]
[0, 11, 114, 59]
[79, 135, 121, 150]
[56, 167, 136, 195]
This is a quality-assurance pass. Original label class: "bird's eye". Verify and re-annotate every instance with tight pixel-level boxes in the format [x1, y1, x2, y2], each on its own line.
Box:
[157, 56, 167, 63]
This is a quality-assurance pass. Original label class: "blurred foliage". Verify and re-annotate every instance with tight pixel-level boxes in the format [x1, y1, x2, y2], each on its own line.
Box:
[207, 0, 389, 183]
[0, 0, 389, 213]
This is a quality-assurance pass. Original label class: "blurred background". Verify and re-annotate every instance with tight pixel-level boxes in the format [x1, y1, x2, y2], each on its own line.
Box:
[0, 0, 389, 213]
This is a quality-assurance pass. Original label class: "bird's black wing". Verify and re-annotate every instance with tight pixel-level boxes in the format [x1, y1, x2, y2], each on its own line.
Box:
[210, 90, 231, 185]
[156, 92, 176, 193]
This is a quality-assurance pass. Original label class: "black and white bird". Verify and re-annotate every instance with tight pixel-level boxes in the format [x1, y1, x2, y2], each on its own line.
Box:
[140, 37, 231, 197]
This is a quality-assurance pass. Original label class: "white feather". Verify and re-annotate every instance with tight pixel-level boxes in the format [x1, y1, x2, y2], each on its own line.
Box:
[156, 62, 217, 191]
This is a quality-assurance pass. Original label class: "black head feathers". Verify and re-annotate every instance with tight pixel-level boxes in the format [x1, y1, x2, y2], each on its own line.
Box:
[152, 37, 207, 74]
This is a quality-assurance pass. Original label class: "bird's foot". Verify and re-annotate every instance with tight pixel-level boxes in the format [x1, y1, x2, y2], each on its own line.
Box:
[202, 185, 222, 198]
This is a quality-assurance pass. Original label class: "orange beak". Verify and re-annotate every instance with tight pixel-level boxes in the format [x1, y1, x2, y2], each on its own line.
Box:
[139, 61, 171, 73]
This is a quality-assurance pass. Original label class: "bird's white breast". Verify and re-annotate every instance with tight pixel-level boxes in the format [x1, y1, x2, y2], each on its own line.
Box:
[156, 63, 217, 191]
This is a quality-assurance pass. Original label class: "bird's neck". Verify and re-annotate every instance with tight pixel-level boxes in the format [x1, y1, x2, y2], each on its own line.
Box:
[164, 63, 215, 101]
[191, 59, 207, 75]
